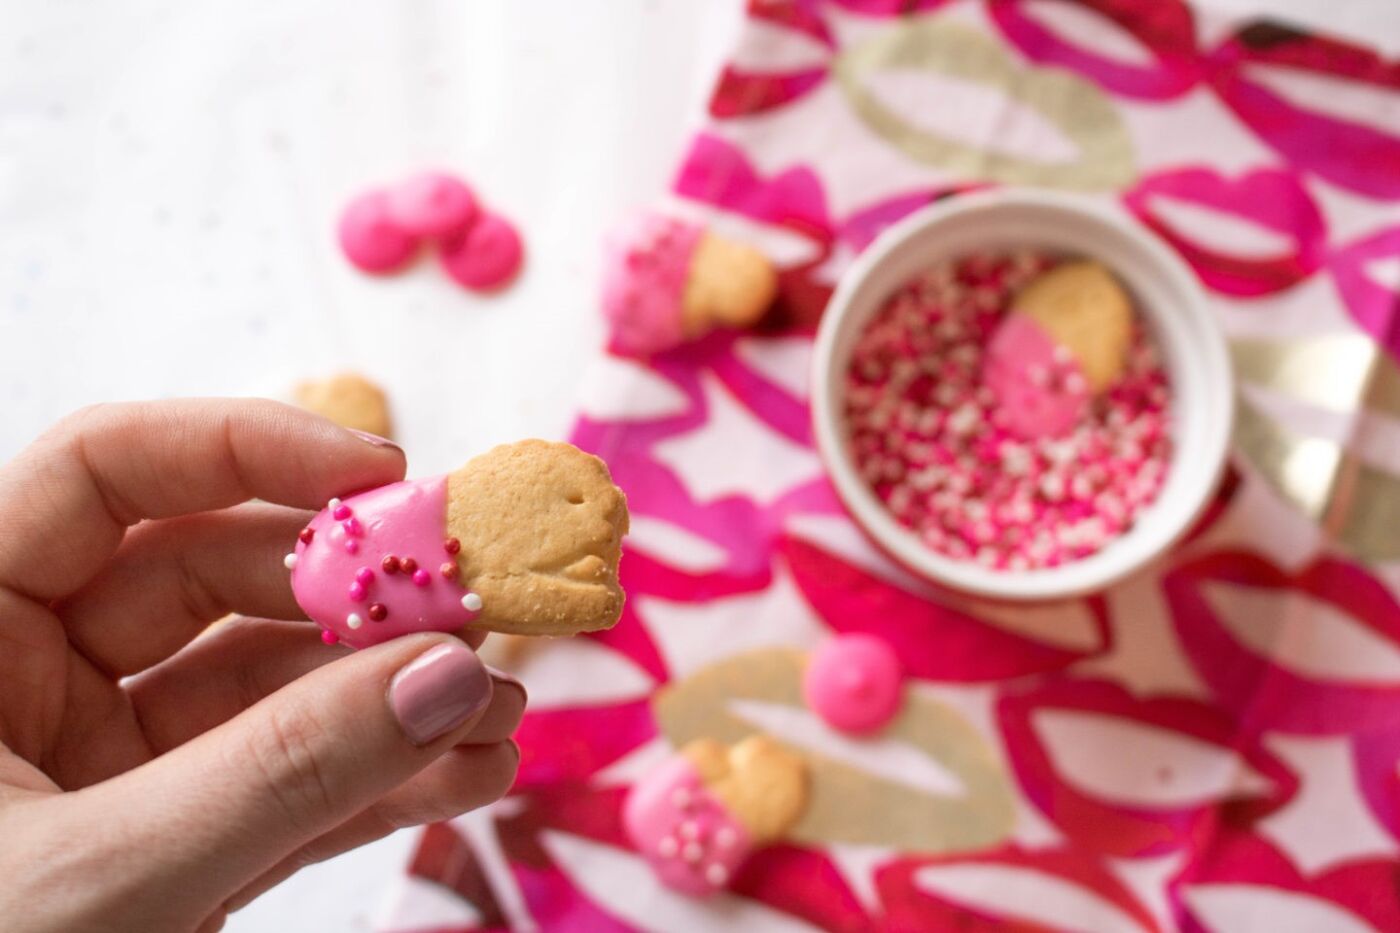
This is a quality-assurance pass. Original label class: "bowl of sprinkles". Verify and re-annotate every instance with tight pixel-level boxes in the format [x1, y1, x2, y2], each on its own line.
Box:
[812, 189, 1232, 601]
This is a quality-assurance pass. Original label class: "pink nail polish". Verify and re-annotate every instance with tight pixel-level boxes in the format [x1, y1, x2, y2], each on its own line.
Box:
[389, 643, 493, 745]
[348, 428, 402, 452]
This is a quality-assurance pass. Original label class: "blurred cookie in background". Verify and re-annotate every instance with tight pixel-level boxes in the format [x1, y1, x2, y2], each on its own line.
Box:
[294, 372, 394, 439]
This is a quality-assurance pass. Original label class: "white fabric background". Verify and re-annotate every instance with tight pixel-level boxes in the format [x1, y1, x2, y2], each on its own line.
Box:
[0, 1, 1394, 930]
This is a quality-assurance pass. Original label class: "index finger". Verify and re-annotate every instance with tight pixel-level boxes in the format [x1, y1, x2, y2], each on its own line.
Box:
[0, 399, 406, 601]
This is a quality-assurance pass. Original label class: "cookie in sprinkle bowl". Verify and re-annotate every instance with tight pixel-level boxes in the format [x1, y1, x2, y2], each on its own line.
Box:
[812, 190, 1232, 601]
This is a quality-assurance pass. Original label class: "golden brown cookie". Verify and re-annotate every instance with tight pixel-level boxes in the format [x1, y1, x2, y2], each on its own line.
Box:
[682, 232, 779, 335]
[1014, 260, 1132, 392]
[448, 440, 629, 637]
[294, 372, 394, 438]
[680, 735, 808, 842]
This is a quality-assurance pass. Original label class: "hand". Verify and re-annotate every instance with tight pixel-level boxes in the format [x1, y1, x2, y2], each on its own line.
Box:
[0, 400, 524, 933]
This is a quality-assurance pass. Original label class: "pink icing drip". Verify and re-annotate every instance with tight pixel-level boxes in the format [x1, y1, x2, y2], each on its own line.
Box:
[290, 475, 480, 649]
[623, 756, 752, 896]
[984, 312, 1090, 440]
[601, 212, 704, 355]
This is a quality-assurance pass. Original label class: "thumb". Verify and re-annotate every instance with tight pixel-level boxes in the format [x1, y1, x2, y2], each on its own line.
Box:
[59, 634, 493, 925]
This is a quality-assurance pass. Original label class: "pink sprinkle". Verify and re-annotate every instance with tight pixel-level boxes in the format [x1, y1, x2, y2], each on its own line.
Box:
[343, 517, 363, 537]
[332, 504, 352, 521]
[321, 629, 339, 645]
[348, 581, 367, 602]
[355, 567, 374, 585]
[412, 568, 431, 587]
[344, 540, 360, 554]
[844, 252, 1172, 570]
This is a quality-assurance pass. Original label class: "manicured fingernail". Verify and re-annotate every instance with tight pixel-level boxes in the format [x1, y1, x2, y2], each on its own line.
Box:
[348, 428, 402, 452]
[390, 643, 493, 745]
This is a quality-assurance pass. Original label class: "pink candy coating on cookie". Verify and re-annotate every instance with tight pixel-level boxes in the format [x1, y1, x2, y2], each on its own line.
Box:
[623, 755, 752, 896]
[440, 211, 524, 291]
[802, 635, 903, 734]
[337, 190, 418, 274]
[984, 312, 1091, 440]
[601, 212, 704, 355]
[387, 172, 479, 239]
[286, 477, 482, 649]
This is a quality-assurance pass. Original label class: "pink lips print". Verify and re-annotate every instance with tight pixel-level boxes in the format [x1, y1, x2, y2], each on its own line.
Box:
[1164, 551, 1400, 735]
[1330, 226, 1400, 361]
[1124, 165, 1327, 296]
[997, 680, 1296, 858]
[710, 0, 833, 118]
[989, 0, 1201, 99]
[878, 847, 1161, 932]
[1205, 22, 1400, 200]
[1171, 829, 1400, 933]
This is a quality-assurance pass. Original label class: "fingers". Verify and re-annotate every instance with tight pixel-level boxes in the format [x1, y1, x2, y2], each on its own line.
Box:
[0, 398, 405, 601]
[224, 741, 519, 914]
[53, 634, 503, 914]
[58, 504, 310, 677]
[126, 619, 522, 754]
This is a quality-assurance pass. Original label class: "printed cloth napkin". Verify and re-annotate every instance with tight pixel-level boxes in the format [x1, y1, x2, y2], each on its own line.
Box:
[380, 1, 1400, 929]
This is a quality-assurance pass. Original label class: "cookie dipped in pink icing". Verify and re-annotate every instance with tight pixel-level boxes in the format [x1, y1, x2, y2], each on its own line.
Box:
[601, 210, 777, 356]
[983, 313, 1090, 440]
[984, 260, 1133, 440]
[623, 755, 753, 896]
[286, 476, 480, 649]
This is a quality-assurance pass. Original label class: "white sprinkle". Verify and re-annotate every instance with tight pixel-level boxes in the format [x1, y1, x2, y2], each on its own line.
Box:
[682, 842, 704, 863]
[705, 864, 728, 887]
[657, 836, 678, 858]
[461, 592, 483, 612]
[328, 497, 342, 510]
[283, 553, 298, 570]
[679, 820, 700, 840]
[346, 613, 363, 630]
[715, 827, 736, 849]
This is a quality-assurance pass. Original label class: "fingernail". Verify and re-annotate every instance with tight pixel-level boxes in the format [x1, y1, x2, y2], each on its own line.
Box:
[348, 428, 402, 452]
[390, 643, 493, 745]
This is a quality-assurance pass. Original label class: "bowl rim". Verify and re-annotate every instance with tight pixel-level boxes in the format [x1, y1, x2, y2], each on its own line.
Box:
[810, 188, 1234, 601]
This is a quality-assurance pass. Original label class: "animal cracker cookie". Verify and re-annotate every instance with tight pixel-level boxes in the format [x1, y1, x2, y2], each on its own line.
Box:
[285, 439, 628, 647]
[294, 372, 394, 439]
[985, 260, 1134, 439]
[601, 211, 778, 355]
[623, 735, 809, 895]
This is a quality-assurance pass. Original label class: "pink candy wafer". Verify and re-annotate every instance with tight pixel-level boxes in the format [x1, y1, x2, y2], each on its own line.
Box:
[440, 211, 524, 291]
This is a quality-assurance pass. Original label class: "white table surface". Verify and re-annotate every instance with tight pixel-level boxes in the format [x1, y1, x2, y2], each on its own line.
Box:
[1, 1, 1394, 930]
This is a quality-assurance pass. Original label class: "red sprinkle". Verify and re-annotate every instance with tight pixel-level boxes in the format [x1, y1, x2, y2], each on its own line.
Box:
[401, 557, 418, 575]
[844, 251, 1172, 571]
[440, 561, 458, 579]
[444, 537, 461, 555]
[382, 555, 401, 574]
[368, 603, 388, 622]
[298, 528, 315, 545]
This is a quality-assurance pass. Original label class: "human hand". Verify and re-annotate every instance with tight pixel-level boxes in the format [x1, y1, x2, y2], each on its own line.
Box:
[0, 400, 524, 932]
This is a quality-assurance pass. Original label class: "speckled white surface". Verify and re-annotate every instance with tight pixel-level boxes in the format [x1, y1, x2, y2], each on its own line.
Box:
[1, 1, 1394, 931]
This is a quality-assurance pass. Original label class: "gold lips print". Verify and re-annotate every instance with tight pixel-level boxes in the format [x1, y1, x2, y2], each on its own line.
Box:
[1231, 333, 1400, 560]
[653, 648, 1016, 852]
[833, 19, 1135, 191]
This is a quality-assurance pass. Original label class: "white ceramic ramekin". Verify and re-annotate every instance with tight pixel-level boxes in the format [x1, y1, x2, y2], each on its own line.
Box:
[812, 189, 1233, 601]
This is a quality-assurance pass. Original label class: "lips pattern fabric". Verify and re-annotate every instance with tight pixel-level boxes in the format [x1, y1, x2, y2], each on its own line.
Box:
[380, 2, 1400, 930]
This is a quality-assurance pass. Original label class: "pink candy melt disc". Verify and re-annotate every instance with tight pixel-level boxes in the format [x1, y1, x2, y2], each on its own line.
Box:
[802, 634, 904, 734]
[337, 190, 418, 274]
[440, 212, 524, 291]
[387, 172, 479, 239]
